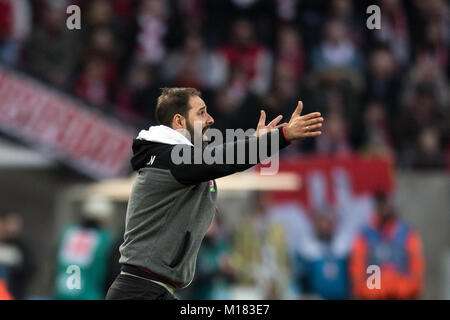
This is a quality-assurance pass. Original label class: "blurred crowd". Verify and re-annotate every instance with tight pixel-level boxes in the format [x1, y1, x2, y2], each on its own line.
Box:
[0, 197, 120, 300]
[182, 191, 425, 300]
[0, 0, 448, 169]
[0, 190, 425, 300]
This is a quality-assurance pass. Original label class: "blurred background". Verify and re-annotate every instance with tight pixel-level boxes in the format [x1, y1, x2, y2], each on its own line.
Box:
[0, 0, 449, 300]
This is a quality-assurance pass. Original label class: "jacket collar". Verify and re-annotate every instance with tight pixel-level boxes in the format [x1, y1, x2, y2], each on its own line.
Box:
[136, 125, 193, 146]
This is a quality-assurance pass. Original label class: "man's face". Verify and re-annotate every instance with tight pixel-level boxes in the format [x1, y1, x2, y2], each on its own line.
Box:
[314, 214, 334, 243]
[0, 213, 22, 241]
[185, 95, 214, 144]
[377, 198, 393, 221]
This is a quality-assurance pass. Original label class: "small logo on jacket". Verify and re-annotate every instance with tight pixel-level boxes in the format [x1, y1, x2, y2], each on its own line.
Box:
[146, 155, 156, 166]
[209, 180, 216, 192]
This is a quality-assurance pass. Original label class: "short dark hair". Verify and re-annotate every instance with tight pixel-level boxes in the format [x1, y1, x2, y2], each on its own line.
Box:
[374, 192, 389, 205]
[155, 87, 201, 127]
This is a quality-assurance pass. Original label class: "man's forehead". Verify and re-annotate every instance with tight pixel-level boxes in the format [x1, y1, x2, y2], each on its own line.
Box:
[189, 95, 206, 109]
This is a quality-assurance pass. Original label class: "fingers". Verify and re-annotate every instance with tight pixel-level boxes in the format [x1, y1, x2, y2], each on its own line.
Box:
[300, 112, 321, 121]
[303, 131, 322, 137]
[303, 117, 324, 127]
[268, 115, 283, 128]
[305, 123, 323, 131]
[290, 101, 303, 120]
[257, 110, 266, 127]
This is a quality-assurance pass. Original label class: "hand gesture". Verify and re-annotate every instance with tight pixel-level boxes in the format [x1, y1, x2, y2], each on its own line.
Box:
[254, 110, 288, 137]
[284, 101, 323, 141]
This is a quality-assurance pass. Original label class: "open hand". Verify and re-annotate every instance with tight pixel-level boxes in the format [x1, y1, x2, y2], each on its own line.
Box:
[284, 101, 323, 141]
[254, 110, 288, 137]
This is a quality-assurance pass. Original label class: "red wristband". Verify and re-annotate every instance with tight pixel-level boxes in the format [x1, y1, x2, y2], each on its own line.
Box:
[282, 127, 291, 143]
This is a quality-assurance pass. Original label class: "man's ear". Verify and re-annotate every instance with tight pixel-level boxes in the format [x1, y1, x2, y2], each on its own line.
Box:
[172, 114, 185, 129]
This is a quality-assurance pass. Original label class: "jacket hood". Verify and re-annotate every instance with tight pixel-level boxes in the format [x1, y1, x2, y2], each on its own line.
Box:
[131, 125, 193, 171]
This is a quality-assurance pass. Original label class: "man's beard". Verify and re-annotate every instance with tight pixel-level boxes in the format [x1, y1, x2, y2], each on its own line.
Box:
[186, 121, 210, 149]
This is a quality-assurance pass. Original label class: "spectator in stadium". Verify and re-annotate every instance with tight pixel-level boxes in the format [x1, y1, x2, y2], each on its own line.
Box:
[414, 0, 449, 59]
[222, 65, 255, 111]
[84, 27, 121, 73]
[315, 110, 351, 155]
[416, 21, 448, 70]
[302, 68, 361, 146]
[115, 61, 161, 126]
[275, 0, 298, 23]
[53, 196, 117, 300]
[275, 26, 305, 84]
[22, 2, 79, 89]
[408, 126, 447, 170]
[111, 0, 136, 25]
[398, 84, 447, 168]
[209, 90, 242, 133]
[134, 0, 168, 65]
[303, 18, 364, 132]
[294, 208, 350, 300]
[75, 27, 121, 107]
[402, 56, 448, 113]
[327, 0, 362, 47]
[0, 210, 35, 299]
[238, 61, 301, 134]
[357, 100, 394, 159]
[310, 19, 363, 73]
[162, 32, 227, 90]
[175, 0, 206, 33]
[271, 61, 302, 112]
[84, 0, 117, 31]
[365, 47, 401, 120]
[349, 192, 425, 299]
[373, 0, 410, 65]
[0, 0, 31, 67]
[75, 56, 116, 109]
[230, 192, 294, 299]
[218, 18, 273, 96]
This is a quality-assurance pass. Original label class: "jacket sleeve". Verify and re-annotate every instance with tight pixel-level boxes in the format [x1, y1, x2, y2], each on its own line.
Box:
[392, 231, 425, 298]
[349, 233, 374, 299]
[349, 230, 425, 300]
[349, 233, 387, 299]
[168, 127, 291, 185]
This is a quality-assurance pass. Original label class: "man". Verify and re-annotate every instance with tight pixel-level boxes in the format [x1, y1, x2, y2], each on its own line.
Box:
[349, 193, 425, 299]
[54, 196, 116, 300]
[106, 87, 323, 300]
[230, 191, 292, 300]
[0, 210, 35, 299]
[295, 208, 350, 300]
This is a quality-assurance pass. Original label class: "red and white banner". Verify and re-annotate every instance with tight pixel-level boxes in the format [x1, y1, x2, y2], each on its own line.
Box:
[0, 66, 135, 179]
[267, 155, 395, 210]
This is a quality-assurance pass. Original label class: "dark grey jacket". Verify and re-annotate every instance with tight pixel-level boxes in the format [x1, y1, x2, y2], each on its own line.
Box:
[119, 126, 290, 288]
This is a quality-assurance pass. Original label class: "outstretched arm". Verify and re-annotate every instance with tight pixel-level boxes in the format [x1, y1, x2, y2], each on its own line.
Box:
[169, 101, 324, 185]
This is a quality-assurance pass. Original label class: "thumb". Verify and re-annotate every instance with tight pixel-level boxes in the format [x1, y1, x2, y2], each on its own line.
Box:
[275, 122, 288, 129]
[290, 101, 303, 121]
[257, 110, 266, 127]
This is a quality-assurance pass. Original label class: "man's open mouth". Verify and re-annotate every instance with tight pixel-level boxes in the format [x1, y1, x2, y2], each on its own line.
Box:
[202, 127, 210, 141]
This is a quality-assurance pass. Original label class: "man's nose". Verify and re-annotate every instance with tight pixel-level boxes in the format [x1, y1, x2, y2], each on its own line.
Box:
[206, 113, 214, 125]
